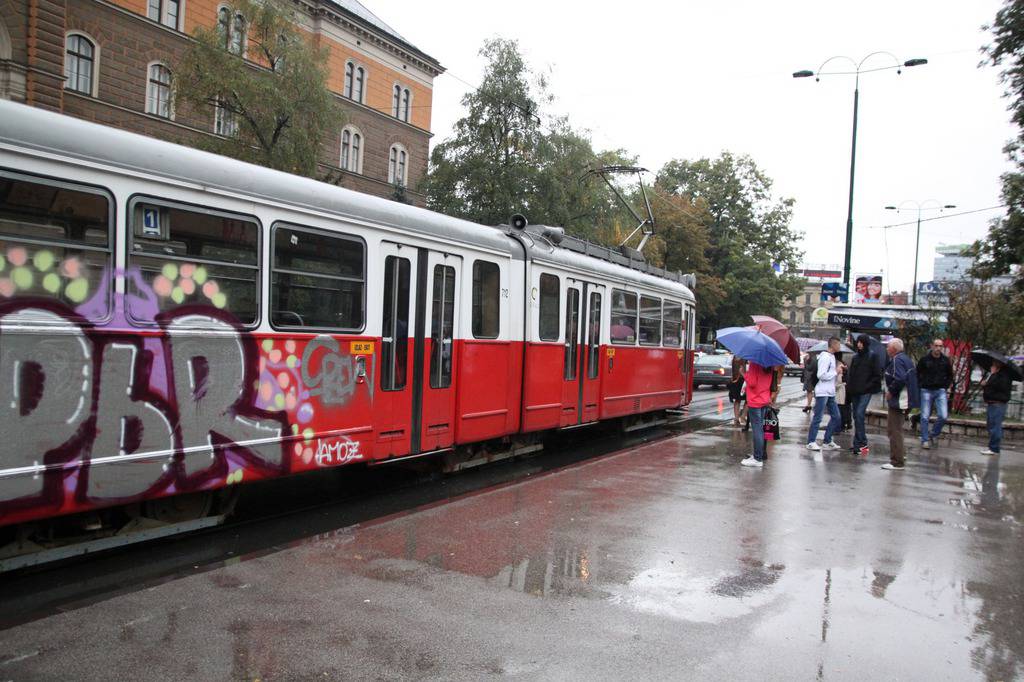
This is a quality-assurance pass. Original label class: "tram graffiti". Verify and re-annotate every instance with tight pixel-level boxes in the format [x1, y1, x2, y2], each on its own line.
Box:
[0, 266, 369, 521]
[0, 301, 288, 512]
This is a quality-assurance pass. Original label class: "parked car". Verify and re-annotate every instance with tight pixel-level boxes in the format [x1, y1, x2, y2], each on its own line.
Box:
[693, 353, 733, 389]
[784, 362, 803, 377]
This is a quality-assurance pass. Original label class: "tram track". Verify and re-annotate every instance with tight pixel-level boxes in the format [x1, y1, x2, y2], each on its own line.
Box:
[0, 379, 804, 628]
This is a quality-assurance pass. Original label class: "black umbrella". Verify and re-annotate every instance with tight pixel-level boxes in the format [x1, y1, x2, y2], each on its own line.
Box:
[971, 349, 1023, 382]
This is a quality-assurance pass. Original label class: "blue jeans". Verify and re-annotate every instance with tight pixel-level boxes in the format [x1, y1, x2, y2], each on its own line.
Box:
[749, 406, 766, 461]
[919, 389, 948, 442]
[852, 393, 872, 449]
[987, 402, 1008, 453]
[807, 396, 841, 444]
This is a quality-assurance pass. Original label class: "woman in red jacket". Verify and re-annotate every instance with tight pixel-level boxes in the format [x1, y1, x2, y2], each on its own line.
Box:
[742, 361, 776, 468]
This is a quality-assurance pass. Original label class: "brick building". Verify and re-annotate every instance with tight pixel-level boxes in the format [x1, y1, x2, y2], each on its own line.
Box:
[0, 0, 442, 206]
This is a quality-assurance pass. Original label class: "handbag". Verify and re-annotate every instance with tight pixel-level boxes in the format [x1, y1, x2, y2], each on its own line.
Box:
[898, 388, 908, 411]
[763, 407, 781, 441]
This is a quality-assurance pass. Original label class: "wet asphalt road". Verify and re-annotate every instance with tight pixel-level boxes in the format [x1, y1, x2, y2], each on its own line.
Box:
[2, 379, 1022, 680]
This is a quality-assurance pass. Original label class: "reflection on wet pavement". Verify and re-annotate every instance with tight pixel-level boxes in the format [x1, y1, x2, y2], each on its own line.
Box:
[2, 403, 1022, 680]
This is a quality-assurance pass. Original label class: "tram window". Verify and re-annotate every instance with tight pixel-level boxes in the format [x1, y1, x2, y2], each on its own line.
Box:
[128, 198, 259, 325]
[563, 287, 580, 380]
[663, 301, 683, 347]
[0, 172, 112, 317]
[472, 260, 499, 339]
[381, 255, 410, 391]
[587, 291, 601, 379]
[639, 296, 661, 346]
[430, 264, 456, 389]
[538, 273, 559, 341]
[270, 224, 364, 330]
[610, 289, 637, 344]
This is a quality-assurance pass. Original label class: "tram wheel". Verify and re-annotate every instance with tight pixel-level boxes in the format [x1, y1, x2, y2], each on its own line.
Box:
[143, 491, 214, 524]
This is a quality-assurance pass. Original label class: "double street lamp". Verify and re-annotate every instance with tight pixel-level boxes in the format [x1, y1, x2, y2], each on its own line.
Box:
[884, 200, 957, 305]
[793, 52, 928, 293]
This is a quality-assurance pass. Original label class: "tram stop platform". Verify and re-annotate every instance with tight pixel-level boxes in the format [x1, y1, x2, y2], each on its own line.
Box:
[1, 403, 1022, 680]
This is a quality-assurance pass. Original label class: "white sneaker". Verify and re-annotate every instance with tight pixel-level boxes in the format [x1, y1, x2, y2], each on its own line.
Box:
[881, 463, 905, 470]
[806, 442, 821, 451]
[980, 449, 999, 456]
[741, 456, 763, 468]
[822, 441, 841, 450]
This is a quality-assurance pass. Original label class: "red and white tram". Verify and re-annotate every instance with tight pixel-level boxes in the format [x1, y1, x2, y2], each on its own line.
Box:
[0, 100, 695, 536]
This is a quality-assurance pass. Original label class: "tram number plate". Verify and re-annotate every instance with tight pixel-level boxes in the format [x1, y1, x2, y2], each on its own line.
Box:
[350, 341, 375, 354]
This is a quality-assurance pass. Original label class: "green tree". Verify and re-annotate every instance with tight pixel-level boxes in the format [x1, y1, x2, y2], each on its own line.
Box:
[424, 39, 634, 238]
[174, 0, 342, 177]
[973, 0, 1024, 287]
[423, 38, 547, 225]
[656, 152, 804, 337]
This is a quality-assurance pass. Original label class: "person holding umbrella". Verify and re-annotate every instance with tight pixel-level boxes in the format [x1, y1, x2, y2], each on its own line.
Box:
[974, 350, 1021, 456]
[806, 337, 843, 452]
[715, 327, 790, 468]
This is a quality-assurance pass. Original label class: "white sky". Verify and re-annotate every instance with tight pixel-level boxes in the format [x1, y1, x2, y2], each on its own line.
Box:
[374, 0, 1015, 294]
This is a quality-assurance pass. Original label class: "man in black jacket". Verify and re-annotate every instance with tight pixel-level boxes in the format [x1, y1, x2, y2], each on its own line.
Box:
[980, 360, 1015, 455]
[846, 334, 883, 455]
[916, 339, 954, 449]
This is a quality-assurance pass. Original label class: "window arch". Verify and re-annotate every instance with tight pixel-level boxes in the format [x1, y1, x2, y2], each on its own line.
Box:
[65, 32, 99, 97]
[340, 125, 363, 173]
[392, 83, 411, 122]
[388, 143, 408, 185]
[344, 61, 365, 103]
[146, 62, 173, 119]
[217, 6, 246, 55]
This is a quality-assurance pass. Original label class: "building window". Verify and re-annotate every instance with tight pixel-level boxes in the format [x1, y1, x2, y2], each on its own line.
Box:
[388, 144, 408, 185]
[392, 84, 410, 121]
[344, 61, 365, 102]
[214, 98, 238, 137]
[340, 126, 362, 173]
[148, 0, 180, 29]
[64, 34, 96, 95]
[218, 6, 245, 55]
[146, 63, 172, 118]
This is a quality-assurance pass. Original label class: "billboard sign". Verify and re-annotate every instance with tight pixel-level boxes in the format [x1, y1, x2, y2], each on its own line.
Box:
[853, 274, 883, 304]
[820, 282, 849, 303]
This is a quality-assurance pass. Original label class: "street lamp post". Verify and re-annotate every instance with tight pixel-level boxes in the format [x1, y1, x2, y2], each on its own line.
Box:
[793, 53, 928, 295]
[884, 201, 957, 305]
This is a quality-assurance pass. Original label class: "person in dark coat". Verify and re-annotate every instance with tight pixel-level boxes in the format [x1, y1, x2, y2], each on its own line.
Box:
[729, 355, 747, 427]
[801, 352, 817, 413]
[980, 360, 1016, 456]
[916, 339, 954, 449]
[883, 338, 919, 470]
[847, 334, 883, 455]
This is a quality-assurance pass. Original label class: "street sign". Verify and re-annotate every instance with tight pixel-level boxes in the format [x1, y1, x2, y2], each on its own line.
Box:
[820, 282, 849, 303]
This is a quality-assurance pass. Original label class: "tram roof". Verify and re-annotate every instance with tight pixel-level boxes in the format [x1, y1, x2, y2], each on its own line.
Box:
[0, 101, 694, 302]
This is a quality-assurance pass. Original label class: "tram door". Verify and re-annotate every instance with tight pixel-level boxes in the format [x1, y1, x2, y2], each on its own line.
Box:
[580, 284, 605, 423]
[419, 251, 462, 452]
[378, 242, 460, 457]
[560, 281, 604, 426]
